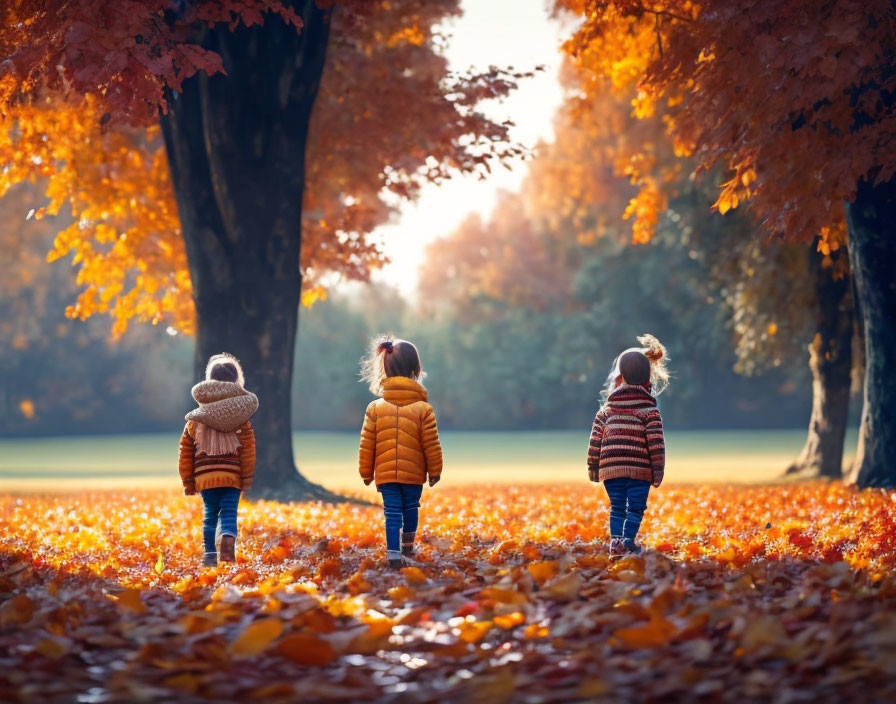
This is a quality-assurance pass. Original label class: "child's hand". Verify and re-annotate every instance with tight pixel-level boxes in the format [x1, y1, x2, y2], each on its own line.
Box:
[363, 478, 373, 486]
[588, 468, 599, 483]
[653, 481, 661, 488]
[428, 476, 440, 487]
[183, 486, 196, 496]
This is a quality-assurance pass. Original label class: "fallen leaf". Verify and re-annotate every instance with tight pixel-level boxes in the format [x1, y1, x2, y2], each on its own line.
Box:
[231, 618, 284, 656]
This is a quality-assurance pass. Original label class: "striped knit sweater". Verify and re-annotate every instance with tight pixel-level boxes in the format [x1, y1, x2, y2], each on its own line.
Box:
[179, 420, 256, 492]
[587, 385, 665, 485]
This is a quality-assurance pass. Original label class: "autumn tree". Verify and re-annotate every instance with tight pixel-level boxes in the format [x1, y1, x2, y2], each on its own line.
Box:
[556, 0, 895, 487]
[0, 1, 524, 499]
[522, 53, 857, 478]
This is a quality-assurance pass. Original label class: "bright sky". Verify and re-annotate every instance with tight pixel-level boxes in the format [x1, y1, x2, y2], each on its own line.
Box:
[368, 0, 567, 299]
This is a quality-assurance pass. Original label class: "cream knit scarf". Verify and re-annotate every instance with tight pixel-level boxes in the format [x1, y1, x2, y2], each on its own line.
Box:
[185, 380, 259, 457]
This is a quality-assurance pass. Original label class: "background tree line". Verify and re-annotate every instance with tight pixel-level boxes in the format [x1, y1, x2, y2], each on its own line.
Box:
[2, 178, 823, 437]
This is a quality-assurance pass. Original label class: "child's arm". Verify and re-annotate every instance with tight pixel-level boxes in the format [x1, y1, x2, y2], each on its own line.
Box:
[587, 411, 605, 482]
[358, 403, 377, 485]
[178, 422, 196, 495]
[238, 421, 256, 492]
[646, 410, 665, 487]
[421, 406, 442, 486]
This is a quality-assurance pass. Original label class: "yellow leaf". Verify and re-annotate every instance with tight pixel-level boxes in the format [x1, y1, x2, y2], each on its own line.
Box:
[114, 588, 146, 614]
[493, 612, 526, 629]
[401, 566, 427, 586]
[478, 587, 527, 605]
[457, 620, 493, 643]
[527, 560, 559, 586]
[388, 585, 416, 604]
[231, 618, 284, 656]
[154, 552, 165, 575]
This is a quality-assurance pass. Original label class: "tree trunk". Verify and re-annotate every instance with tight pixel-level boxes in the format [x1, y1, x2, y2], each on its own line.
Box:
[160, 2, 342, 502]
[845, 274, 867, 485]
[785, 247, 853, 478]
[845, 174, 896, 489]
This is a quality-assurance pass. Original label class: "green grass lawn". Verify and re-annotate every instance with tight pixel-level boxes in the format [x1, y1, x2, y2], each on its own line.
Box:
[0, 428, 857, 493]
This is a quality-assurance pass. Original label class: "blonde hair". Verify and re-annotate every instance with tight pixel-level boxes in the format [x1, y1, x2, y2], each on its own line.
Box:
[600, 334, 670, 407]
[360, 334, 422, 394]
[205, 353, 245, 387]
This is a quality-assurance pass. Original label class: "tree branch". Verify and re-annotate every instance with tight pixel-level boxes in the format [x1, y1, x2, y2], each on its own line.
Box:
[644, 7, 694, 24]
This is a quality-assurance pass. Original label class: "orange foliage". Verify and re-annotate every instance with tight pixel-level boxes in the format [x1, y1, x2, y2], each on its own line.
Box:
[2, 483, 896, 700]
[556, 0, 896, 244]
[524, 55, 684, 249]
[0, 1, 526, 334]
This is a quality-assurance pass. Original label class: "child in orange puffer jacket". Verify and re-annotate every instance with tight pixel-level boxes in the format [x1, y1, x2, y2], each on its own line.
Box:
[358, 336, 443, 570]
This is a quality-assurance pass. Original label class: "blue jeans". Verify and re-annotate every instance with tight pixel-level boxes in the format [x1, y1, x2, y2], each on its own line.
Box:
[378, 482, 423, 556]
[604, 478, 650, 541]
[201, 487, 241, 555]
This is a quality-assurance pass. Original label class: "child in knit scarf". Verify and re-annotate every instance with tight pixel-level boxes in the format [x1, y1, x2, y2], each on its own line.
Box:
[587, 335, 669, 557]
[358, 336, 443, 570]
[178, 353, 258, 567]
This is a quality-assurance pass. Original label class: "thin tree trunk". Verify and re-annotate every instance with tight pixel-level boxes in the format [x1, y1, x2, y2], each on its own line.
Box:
[845, 175, 896, 489]
[160, 2, 343, 502]
[845, 274, 867, 485]
[786, 247, 853, 478]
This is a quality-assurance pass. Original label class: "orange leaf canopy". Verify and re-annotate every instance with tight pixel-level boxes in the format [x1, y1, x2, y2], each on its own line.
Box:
[0, 1, 526, 334]
[553, 0, 896, 246]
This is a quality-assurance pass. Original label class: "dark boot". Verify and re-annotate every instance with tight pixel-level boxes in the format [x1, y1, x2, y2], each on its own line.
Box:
[203, 552, 218, 568]
[388, 558, 403, 570]
[608, 537, 626, 559]
[624, 538, 642, 555]
[219, 535, 236, 563]
[401, 531, 416, 558]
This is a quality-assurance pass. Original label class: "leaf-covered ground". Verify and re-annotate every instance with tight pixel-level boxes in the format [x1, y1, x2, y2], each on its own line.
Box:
[2, 483, 895, 703]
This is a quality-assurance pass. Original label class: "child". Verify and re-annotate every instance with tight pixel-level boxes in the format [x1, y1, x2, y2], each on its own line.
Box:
[358, 336, 443, 570]
[587, 334, 669, 557]
[179, 353, 258, 567]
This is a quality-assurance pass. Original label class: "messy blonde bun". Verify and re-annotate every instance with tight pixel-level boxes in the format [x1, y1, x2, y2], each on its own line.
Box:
[637, 333, 670, 395]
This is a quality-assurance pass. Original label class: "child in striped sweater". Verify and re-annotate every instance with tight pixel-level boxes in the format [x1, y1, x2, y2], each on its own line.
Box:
[587, 335, 669, 557]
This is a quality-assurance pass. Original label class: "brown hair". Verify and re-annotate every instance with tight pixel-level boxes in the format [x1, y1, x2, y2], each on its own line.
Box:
[205, 353, 245, 386]
[360, 335, 422, 394]
[619, 350, 651, 386]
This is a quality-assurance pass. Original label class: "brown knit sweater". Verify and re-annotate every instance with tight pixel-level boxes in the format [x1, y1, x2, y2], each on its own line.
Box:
[587, 384, 665, 485]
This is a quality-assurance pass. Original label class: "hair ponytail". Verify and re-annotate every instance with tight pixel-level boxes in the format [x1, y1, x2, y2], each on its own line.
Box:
[637, 333, 670, 395]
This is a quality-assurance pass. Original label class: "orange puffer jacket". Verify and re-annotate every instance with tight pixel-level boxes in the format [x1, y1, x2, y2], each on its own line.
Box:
[359, 377, 443, 486]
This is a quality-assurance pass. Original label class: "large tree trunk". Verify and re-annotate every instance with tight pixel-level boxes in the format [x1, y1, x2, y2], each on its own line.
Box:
[786, 247, 853, 478]
[845, 175, 896, 489]
[161, 2, 341, 502]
